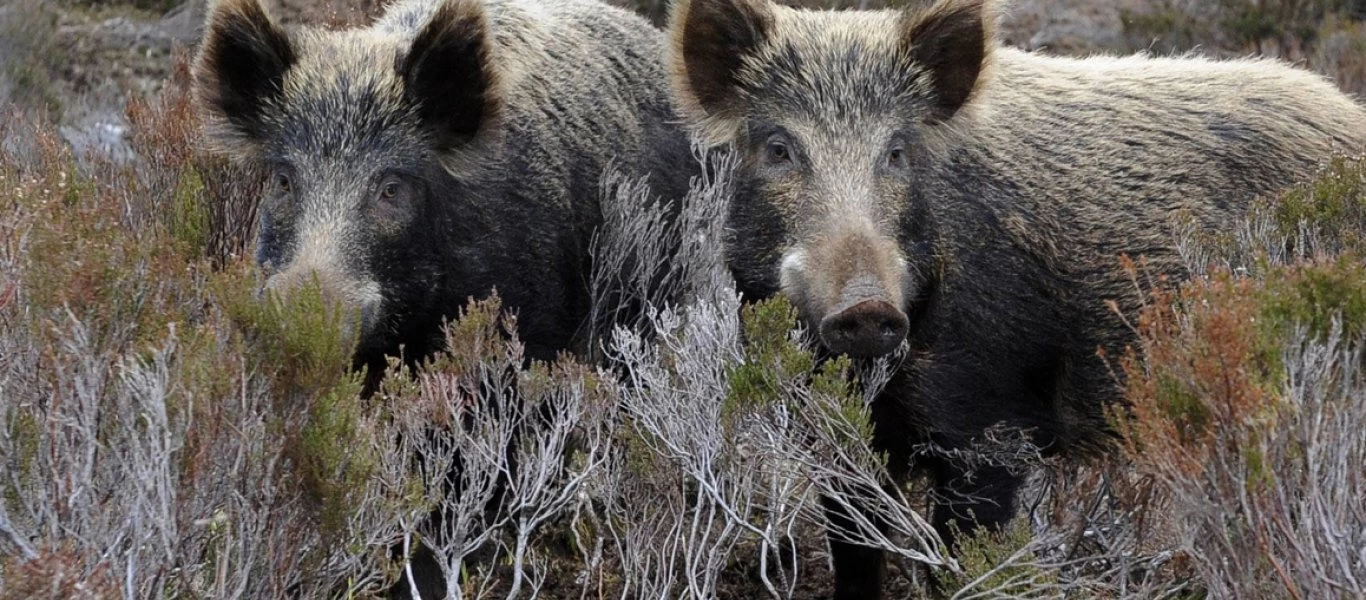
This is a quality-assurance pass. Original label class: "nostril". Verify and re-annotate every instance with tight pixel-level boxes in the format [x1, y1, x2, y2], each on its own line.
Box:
[819, 299, 909, 358]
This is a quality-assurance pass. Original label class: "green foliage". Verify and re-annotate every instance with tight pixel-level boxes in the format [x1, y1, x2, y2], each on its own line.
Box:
[1273, 157, 1366, 256]
[215, 270, 379, 545]
[1223, 6, 1282, 46]
[3, 411, 41, 517]
[811, 354, 876, 449]
[169, 166, 210, 253]
[936, 519, 1054, 595]
[299, 376, 374, 541]
[724, 298, 813, 427]
[1256, 254, 1366, 344]
[220, 272, 360, 393]
[431, 294, 509, 378]
[17, 138, 201, 351]
[1154, 372, 1212, 442]
[1120, 2, 1213, 51]
[1242, 440, 1273, 491]
[724, 296, 875, 451]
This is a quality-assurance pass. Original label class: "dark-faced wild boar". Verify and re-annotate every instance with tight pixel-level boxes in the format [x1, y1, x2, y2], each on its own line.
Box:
[668, 0, 1366, 596]
[194, 0, 692, 381]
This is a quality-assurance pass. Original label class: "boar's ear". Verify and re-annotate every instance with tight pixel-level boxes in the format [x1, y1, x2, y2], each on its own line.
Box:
[669, 0, 773, 142]
[900, 0, 994, 123]
[194, 0, 295, 156]
[401, 0, 501, 164]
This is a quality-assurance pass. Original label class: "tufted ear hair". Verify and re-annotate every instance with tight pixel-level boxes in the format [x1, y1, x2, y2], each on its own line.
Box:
[194, 0, 295, 156]
[400, 0, 503, 167]
[669, 0, 774, 142]
[899, 0, 995, 123]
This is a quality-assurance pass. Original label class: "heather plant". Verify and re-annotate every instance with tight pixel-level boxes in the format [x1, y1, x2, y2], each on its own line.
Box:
[121, 53, 264, 267]
[1117, 263, 1366, 599]
[589, 145, 959, 597]
[1098, 157, 1366, 599]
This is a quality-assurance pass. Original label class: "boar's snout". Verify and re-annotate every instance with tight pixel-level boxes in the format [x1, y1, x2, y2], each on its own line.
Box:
[819, 297, 908, 358]
[781, 228, 911, 358]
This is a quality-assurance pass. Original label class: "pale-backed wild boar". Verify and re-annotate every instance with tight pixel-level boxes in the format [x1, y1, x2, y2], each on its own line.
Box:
[194, 0, 693, 384]
[667, 0, 1366, 596]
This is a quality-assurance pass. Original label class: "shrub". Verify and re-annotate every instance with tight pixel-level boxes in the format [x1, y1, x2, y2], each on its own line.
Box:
[1118, 166, 1366, 599]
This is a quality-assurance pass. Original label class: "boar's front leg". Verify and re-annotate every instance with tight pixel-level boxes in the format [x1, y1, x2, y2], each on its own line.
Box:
[822, 491, 889, 600]
[925, 460, 1024, 550]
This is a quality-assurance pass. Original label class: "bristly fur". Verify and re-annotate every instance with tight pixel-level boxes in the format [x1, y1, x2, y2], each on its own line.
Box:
[193, 0, 694, 367]
[398, 0, 504, 175]
[668, 0, 1366, 596]
[194, 0, 297, 160]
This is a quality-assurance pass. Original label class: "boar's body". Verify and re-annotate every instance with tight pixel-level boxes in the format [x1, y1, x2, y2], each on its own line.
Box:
[195, 0, 693, 379]
[884, 49, 1366, 456]
[668, 0, 1366, 596]
[197, 1, 692, 597]
[913, 58, 1361, 451]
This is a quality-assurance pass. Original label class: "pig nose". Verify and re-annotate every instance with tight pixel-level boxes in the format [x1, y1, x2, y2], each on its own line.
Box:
[819, 299, 909, 358]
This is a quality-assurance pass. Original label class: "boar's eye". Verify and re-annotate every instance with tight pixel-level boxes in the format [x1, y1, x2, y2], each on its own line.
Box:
[886, 145, 909, 171]
[272, 171, 292, 195]
[375, 175, 413, 205]
[763, 137, 795, 169]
